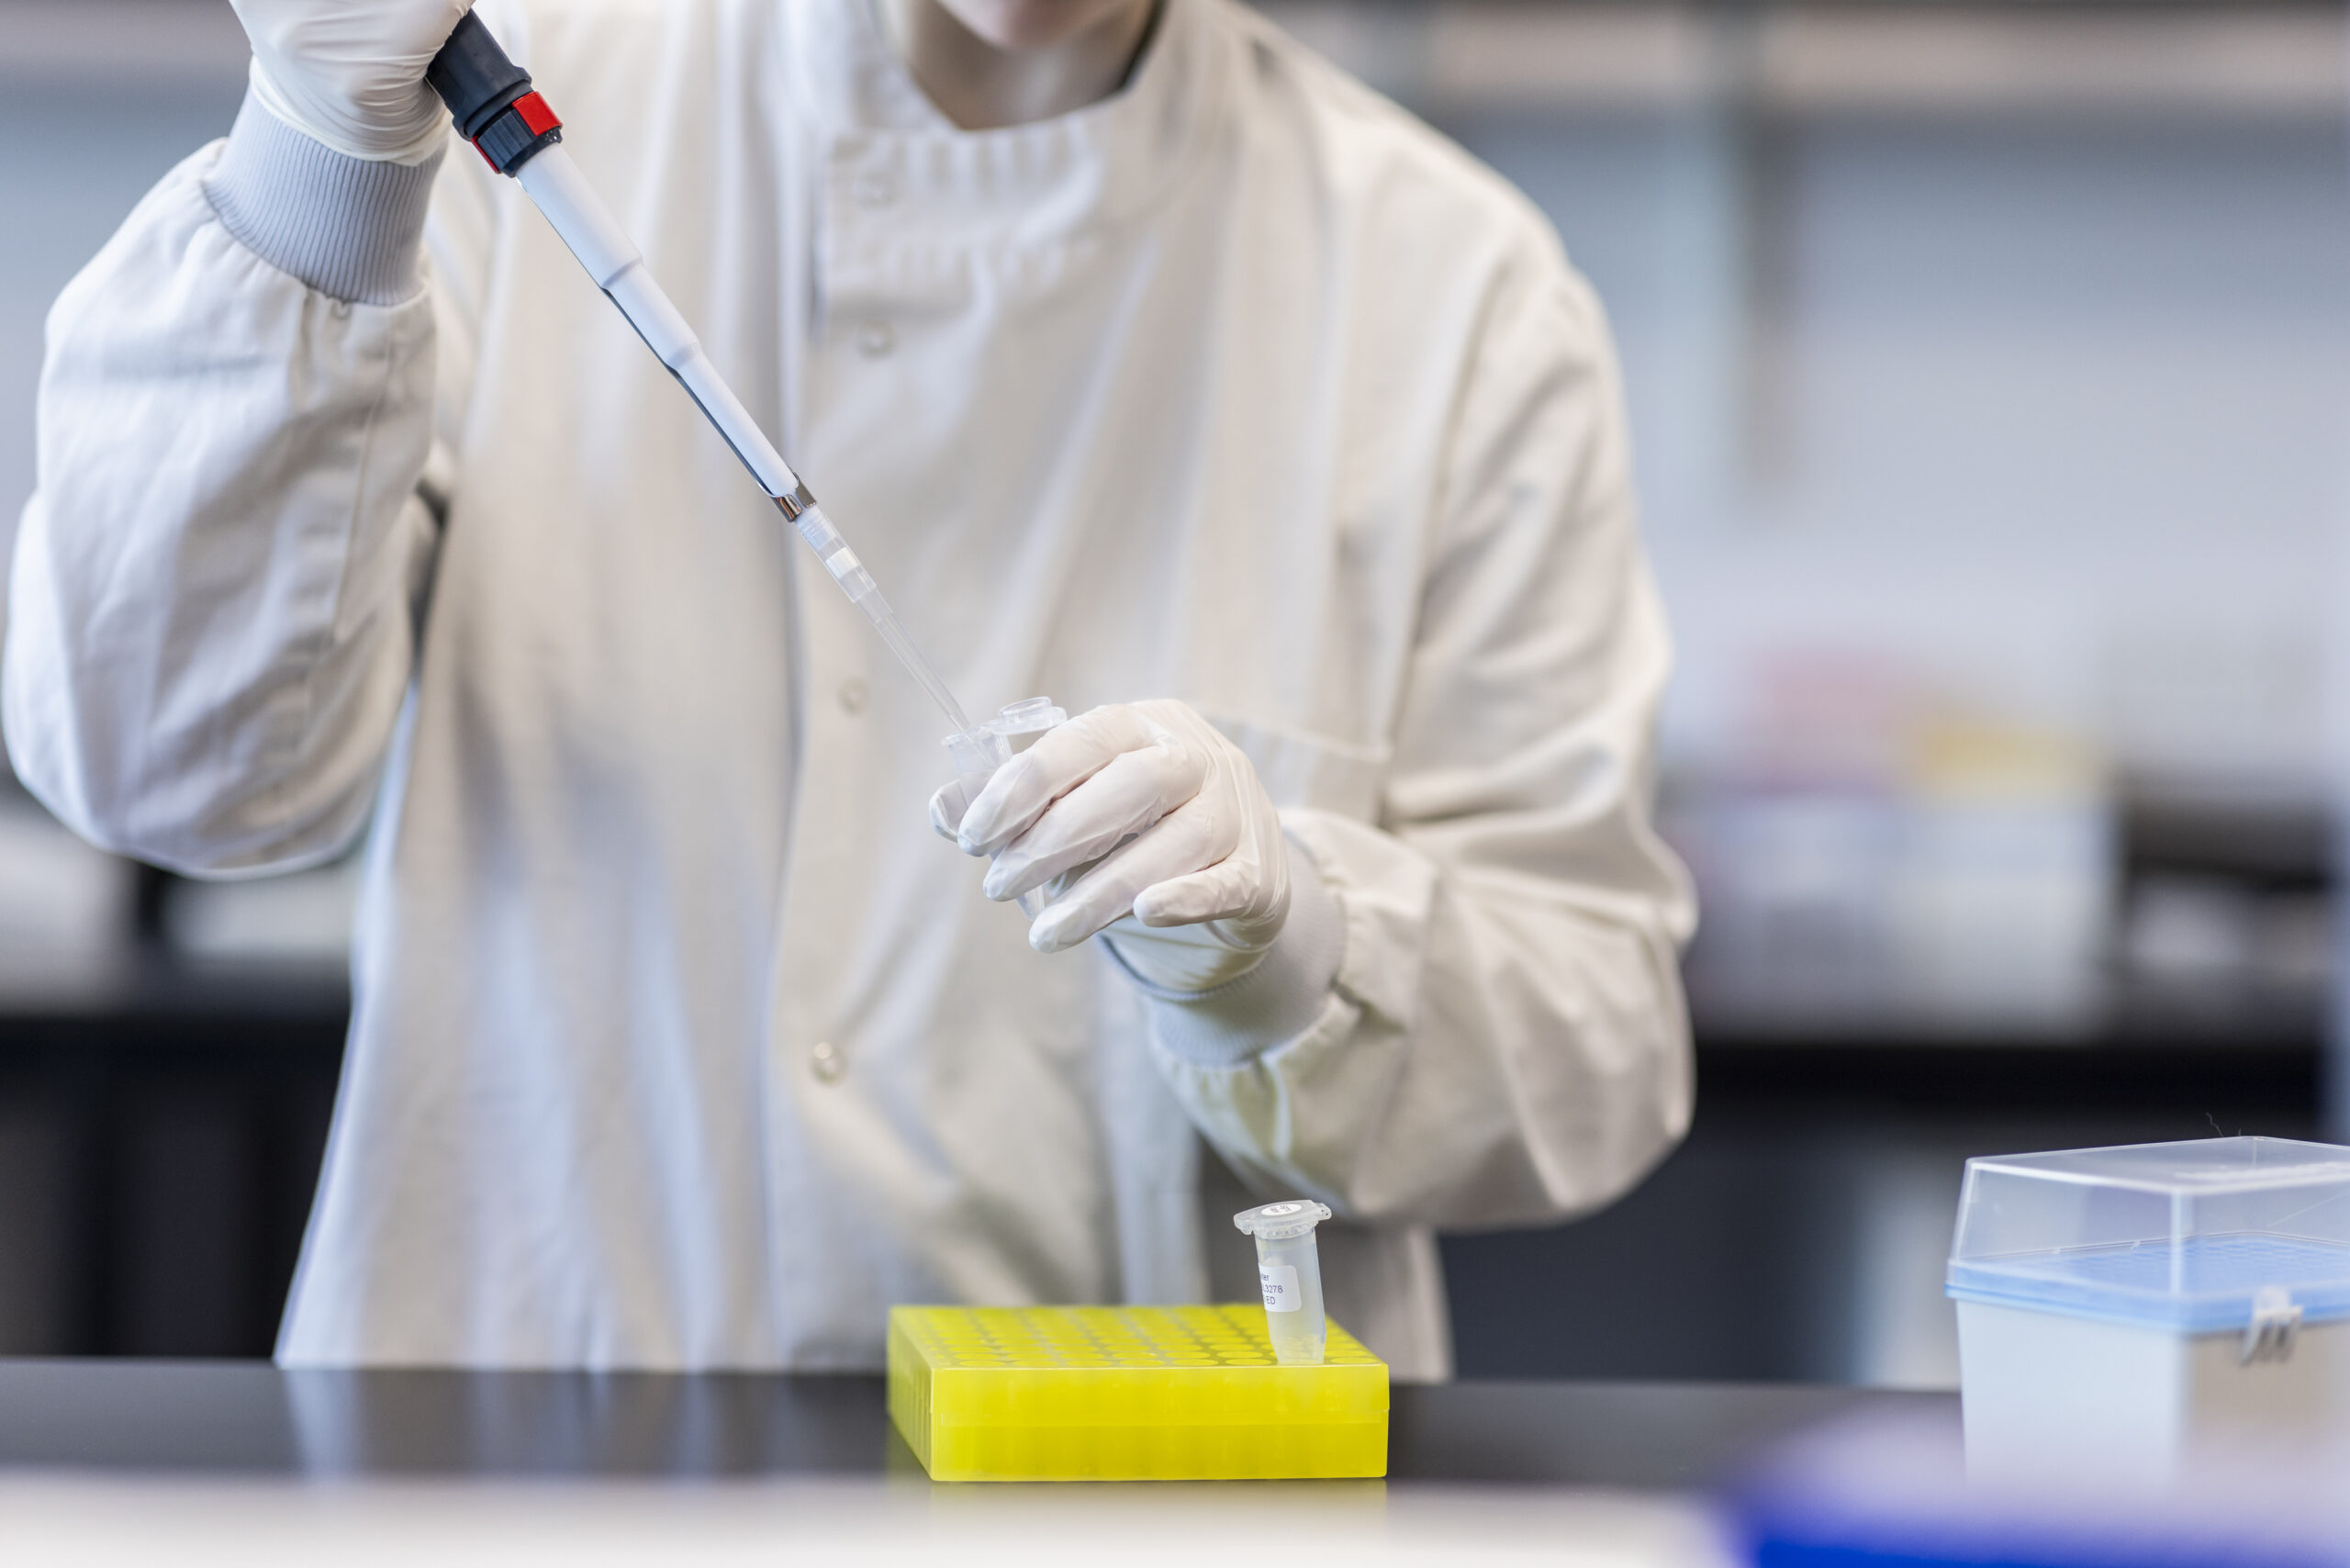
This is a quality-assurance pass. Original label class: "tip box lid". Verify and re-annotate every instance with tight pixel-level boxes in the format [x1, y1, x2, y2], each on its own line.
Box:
[1944, 1137, 2350, 1331]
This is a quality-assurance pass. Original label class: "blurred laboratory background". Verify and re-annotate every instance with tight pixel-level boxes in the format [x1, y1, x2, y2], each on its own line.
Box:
[0, 0, 2342, 1381]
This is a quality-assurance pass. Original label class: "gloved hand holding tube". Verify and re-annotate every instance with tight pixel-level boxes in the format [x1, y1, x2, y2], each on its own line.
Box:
[931, 700, 1292, 990]
[229, 0, 473, 163]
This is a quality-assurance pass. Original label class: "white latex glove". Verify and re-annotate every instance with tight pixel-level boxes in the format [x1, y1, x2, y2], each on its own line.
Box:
[933, 700, 1291, 987]
[231, 0, 473, 163]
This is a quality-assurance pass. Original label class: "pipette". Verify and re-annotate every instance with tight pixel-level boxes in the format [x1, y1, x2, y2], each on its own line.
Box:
[425, 12, 983, 740]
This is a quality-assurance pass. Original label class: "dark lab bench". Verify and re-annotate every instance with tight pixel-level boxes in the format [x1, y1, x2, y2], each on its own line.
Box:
[0, 1360, 1945, 1489]
[0, 978, 2322, 1371]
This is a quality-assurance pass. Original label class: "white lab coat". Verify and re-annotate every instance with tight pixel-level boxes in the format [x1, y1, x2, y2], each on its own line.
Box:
[5, 0, 1694, 1376]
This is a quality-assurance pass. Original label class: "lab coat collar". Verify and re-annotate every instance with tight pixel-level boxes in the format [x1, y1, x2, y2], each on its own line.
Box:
[783, 0, 1220, 241]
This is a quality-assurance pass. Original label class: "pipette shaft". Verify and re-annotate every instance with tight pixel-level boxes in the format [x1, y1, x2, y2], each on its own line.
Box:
[426, 12, 977, 739]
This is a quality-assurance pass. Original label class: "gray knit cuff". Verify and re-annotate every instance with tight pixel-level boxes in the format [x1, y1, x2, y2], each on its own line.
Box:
[202, 90, 444, 307]
[1122, 838, 1348, 1069]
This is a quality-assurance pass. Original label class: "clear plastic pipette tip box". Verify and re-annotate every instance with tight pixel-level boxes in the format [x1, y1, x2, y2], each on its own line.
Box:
[1945, 1136, 2350, 1484]
[1946, 1137, 2350, 1332]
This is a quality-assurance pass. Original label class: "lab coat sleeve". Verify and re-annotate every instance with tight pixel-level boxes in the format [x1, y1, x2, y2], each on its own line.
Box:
[2, 95, 473, 876]
[1142, 242, 1697, 1230]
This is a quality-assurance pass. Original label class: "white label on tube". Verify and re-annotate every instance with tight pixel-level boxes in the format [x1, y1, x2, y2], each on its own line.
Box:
[1259, 1262, 1301, 1312]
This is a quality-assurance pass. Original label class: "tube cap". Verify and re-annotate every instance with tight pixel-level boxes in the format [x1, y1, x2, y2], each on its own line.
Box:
[1234, 1200, 1332, 1241]
[940, 699, 1068, 777]
[991, 697, 1066, 753]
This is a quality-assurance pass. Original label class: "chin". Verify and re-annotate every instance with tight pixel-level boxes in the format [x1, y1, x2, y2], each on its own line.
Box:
[941, 0, 1145, 51]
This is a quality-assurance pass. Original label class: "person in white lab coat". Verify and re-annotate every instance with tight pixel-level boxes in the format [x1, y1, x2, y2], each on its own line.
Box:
[3, 0, 1695, 1379]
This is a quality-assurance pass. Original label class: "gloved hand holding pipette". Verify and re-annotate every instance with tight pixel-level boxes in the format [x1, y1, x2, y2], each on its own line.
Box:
[932, 700, 1292, 987]
[256, 5, 1286, 990]
[229, 0, 470, 163]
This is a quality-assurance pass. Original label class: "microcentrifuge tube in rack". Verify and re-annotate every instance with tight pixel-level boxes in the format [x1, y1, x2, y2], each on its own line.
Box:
[1235, 1200, 1335, 1366]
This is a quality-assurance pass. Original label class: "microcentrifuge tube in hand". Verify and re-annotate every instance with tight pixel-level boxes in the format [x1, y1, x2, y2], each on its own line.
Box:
[1234, 1200, 1334, 1366]
[941, 698, 1064, 784]
[936, 699, 1070, 919]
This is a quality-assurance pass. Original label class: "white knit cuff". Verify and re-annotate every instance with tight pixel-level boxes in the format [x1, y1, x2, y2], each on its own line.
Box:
[202, 88, 444, 307]
[1117, 838, 1347, 1069]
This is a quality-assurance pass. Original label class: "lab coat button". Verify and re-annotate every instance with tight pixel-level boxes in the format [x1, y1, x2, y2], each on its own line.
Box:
[810, 1040, 845, 1083]
[853, 171, 895, 209]
[856, 320, 896, 358]
[838, 678, 869, 714]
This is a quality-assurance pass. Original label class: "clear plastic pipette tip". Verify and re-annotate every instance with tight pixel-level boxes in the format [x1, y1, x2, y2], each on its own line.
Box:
[872, 601, 975, 735]
[777, 497, 976, 736]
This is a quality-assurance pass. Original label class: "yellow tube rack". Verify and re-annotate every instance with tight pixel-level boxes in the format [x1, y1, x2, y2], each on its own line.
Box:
[887, 1304, 1389, 1482]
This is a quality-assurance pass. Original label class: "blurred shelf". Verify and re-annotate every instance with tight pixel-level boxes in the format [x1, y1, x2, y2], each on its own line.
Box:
[2123, 781, 2330, 889]
[1693, 971, 2325, 1046]
[9, 0, 2339, 113]
[1698, 1035, 2316, 1116]
[0, 978, 2316, 1114]
[1263, 1, 2349, 121]
[0, 954, 348, 1039]
[1690, 937, 2322, 1118]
